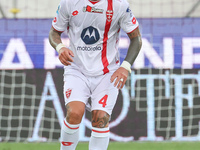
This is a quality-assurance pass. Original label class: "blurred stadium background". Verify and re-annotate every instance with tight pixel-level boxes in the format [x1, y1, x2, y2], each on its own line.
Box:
[0, 0, 200, 146]
[1, 0, 200, 18]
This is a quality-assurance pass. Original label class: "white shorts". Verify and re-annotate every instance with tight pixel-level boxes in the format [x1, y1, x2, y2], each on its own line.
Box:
[63, 69, 119, 115]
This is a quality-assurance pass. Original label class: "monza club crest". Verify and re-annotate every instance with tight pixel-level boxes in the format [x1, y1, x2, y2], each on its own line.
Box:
[106, 10, 113, 22]
[65, 88, 72, 99]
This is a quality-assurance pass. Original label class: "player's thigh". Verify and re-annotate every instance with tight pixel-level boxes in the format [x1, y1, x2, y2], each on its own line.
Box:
[63, 74, 90, 123]
[91, 72, 119, 115]
[63, 74, 90, 106]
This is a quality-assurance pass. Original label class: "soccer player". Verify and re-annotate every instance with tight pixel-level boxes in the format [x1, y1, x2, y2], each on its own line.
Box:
[49, 0, 142, 149]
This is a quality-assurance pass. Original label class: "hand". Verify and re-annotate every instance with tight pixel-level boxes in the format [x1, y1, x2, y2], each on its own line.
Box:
[110, 67, 129, 89]
[58, 47, 74, 66]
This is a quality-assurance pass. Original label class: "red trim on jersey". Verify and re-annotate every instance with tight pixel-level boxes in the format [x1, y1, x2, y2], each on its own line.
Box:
[89, 0, 100, 5]
[52, 26, 64, 33]
[64, 120, 79, 130]
[117, 28, 120, 33]
[92, 129, 110, 133]
[102, 0, 113, 74]
[127, 25, 139, 34]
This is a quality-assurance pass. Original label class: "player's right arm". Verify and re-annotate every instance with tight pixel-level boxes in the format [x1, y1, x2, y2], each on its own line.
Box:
[49, 27, 74, 66]
[49, 0, 74, 66]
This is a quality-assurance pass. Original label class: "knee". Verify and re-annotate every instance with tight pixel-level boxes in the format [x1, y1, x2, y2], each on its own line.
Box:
[91, 110, 110, 128]
[66, 108, 84, 124]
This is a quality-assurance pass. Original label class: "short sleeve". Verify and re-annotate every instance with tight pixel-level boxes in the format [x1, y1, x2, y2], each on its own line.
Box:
[119, 0, 139, 34]
[52, 0, 70, 32]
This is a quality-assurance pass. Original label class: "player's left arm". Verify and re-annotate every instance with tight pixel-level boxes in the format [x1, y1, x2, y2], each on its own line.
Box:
[111, 27, 142, 89]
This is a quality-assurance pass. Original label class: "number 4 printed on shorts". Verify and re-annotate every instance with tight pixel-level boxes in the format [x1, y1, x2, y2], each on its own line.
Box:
[98, 95, 108, 108]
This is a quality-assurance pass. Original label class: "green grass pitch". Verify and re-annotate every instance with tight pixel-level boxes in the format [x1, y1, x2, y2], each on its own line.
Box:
[1, 142, 200, 150]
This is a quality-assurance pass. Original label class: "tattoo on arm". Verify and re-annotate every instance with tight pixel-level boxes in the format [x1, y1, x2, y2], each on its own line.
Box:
[128, 28, 140, 39]
[49, 27, 63, 49]
[125, 27, 142, 65]
[92, 110, 110, 128]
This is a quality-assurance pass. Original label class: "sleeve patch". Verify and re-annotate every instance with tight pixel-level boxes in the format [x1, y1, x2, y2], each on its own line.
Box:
[126, 7, 131, 12]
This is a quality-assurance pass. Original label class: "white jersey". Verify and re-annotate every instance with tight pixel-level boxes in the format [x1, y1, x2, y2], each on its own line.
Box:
[52, 0, 139, 76]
